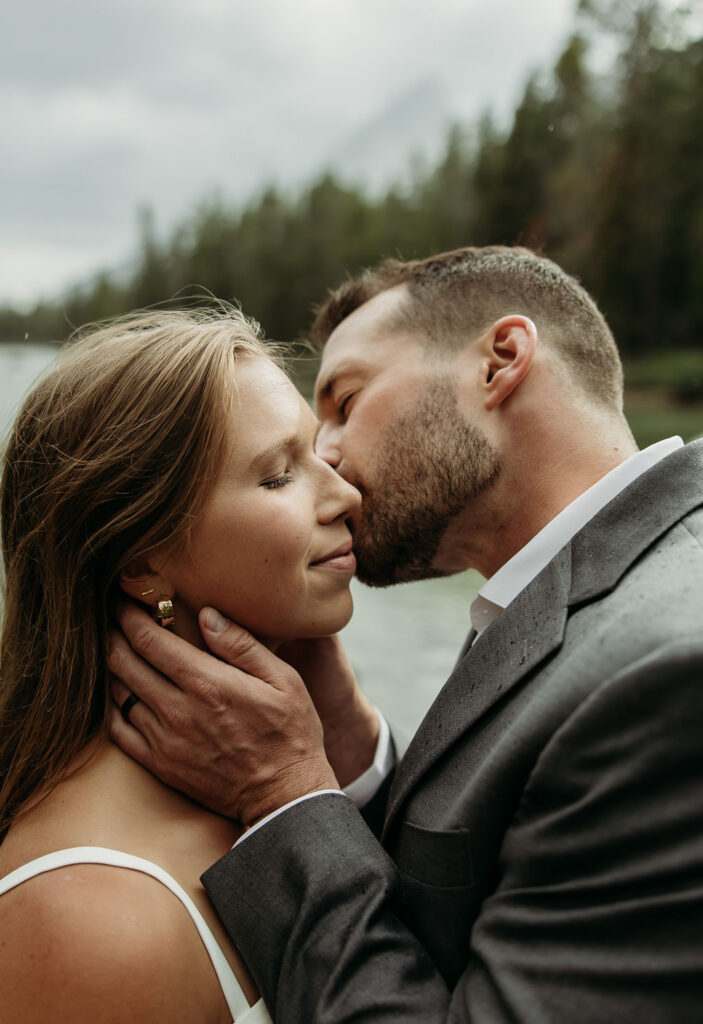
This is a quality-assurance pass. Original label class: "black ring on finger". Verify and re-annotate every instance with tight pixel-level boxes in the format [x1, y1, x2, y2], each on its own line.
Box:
[120, 693, 141, 724]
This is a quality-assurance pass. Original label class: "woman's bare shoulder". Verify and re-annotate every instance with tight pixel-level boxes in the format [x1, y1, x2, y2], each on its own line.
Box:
[0, 862, 228, 1022]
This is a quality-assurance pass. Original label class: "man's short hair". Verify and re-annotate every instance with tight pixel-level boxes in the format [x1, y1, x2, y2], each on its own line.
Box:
[310, 246, 624, 411]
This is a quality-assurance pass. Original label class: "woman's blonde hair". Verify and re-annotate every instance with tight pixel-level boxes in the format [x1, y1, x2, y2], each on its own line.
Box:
[0, 304, 276, 836]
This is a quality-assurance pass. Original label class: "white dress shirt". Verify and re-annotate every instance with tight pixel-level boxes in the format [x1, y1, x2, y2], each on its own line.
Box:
[237, 436, 684, 844]
[470, 436, 683, 638]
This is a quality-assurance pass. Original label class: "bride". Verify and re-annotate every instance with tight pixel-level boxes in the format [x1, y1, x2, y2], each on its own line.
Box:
[0, 306, 361, 1021]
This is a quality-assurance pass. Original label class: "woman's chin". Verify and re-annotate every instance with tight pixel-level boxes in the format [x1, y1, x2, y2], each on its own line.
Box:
[261, 602, 355, 651]
[313, 596, 354, 637]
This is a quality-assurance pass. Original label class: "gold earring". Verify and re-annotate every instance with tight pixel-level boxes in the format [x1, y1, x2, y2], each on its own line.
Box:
[140, 588, 155, 597]
[154, 599, 175, 630]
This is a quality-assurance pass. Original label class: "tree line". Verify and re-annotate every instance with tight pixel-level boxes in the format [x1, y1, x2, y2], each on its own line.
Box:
[1, 0, 701, 363]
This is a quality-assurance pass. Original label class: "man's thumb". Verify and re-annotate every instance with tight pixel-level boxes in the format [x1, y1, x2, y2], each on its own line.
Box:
[199, 606, 289, 686]
[201, 606, 229, 635]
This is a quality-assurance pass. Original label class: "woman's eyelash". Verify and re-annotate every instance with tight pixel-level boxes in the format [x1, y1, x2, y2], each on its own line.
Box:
[262, 472, 293, 490]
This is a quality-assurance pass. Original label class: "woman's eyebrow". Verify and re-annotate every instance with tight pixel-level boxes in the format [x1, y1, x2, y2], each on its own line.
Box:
[250, 421, 321, 472]
[248, 435, 296, 472]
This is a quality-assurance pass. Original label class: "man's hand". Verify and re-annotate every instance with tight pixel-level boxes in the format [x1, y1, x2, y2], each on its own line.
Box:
[108, 603, 339, 825]
[277, 636, 380, 788]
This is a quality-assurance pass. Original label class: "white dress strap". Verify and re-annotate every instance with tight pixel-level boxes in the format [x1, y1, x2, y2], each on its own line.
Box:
[0, 846, 272, 1024]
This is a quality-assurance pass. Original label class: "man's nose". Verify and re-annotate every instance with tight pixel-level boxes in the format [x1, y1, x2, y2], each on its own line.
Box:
[315, 422, 341, 467]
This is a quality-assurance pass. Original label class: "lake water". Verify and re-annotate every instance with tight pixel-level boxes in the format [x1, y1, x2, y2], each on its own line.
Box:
[0, 342, 481, 741]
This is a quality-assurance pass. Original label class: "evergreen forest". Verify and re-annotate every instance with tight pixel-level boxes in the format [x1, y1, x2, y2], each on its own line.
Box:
[2, 0, 702, 430]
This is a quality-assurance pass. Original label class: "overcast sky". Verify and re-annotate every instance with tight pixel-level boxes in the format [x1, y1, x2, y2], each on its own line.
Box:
[1, 0, 587, 309]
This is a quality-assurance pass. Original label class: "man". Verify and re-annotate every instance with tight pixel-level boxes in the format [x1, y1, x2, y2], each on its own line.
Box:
[110, 246, 703, 1022]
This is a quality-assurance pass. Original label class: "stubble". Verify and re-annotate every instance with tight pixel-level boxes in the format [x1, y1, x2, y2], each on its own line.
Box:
[352, 375, 501, 586]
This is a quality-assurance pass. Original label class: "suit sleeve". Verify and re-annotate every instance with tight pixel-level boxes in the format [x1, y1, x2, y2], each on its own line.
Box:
[359, 756, 395, 837]
[203, 638, 703, 1023]
[460, 637, 703, 1022]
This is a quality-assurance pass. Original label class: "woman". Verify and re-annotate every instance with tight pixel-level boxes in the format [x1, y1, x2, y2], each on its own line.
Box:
[0, 306, 361, 1021]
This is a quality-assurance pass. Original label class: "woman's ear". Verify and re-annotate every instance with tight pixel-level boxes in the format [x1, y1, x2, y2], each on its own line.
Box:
[119, 559, 173, 606]
[481, 315, 537, 411]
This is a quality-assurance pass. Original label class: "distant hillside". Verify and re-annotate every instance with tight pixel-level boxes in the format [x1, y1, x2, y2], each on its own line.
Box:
[328, 79, 454, 191]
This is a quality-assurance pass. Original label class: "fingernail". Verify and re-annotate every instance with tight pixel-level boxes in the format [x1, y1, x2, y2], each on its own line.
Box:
[203, 607, 228, 633]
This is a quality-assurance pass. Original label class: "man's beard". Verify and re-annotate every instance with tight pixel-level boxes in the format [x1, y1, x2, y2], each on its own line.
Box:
[352, 375, 501, 587]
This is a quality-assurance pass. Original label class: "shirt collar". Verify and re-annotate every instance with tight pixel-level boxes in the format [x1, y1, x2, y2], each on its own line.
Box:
[470, 436, 684, 637]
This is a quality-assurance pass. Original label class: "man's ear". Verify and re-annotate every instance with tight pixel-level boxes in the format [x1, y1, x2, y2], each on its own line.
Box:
[119, 559, 173, 606]
[481, 315, 537, 411]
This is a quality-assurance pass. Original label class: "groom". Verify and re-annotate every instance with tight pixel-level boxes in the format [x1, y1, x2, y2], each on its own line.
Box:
[110, 246, 703, 1021]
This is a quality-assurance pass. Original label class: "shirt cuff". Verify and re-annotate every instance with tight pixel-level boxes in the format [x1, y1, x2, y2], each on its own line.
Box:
[233, 790, 348, 847]
[233, 708, 394, 847]
[343, 707, 394, 808]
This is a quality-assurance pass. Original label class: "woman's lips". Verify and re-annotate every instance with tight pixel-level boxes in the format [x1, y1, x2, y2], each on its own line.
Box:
[310, 543, 356, 573]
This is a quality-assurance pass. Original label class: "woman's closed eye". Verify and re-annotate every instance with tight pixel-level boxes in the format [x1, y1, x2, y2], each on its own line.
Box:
[261, 471, 294, 490]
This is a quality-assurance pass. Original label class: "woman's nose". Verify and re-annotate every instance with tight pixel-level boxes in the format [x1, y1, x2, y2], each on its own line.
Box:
[319, 460, 361, 521]
[337, 473, 362, 516]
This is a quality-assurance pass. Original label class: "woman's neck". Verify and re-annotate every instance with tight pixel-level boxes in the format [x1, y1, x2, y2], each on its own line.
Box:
[2, 736, 242, 864]
[171, 597, 283, 653]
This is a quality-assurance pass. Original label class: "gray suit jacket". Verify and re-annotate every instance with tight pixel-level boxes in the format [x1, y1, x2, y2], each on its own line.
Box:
[203, 440, 703, 1022]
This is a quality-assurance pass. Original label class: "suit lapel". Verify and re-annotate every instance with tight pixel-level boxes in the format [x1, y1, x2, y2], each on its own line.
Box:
[453, 627, 477, 666]
[384, 439, 703, 835]
[384, 548, 571, 833]
[569, 439, 703, 604]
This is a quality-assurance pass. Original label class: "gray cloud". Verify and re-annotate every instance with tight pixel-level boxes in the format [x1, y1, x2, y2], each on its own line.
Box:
[1, 0, 579, 306]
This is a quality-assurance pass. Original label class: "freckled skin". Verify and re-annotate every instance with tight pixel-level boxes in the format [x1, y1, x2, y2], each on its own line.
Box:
[159, 357, 361, 646]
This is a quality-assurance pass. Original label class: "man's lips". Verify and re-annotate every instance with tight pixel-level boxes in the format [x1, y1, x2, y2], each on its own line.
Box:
[310, 541, 356, 572]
